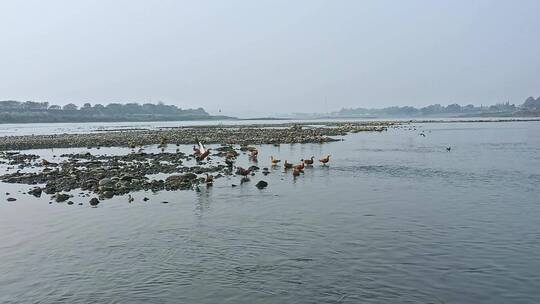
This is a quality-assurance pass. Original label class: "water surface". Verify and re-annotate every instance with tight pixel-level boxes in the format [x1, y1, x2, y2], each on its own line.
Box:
[1, 121, 539, 303]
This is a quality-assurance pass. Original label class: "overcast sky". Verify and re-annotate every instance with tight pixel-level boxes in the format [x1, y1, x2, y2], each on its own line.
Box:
[1, 0, 539, 117]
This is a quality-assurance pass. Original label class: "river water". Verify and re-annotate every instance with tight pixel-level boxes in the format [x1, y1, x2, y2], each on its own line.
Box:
[0, 121, 539, 303]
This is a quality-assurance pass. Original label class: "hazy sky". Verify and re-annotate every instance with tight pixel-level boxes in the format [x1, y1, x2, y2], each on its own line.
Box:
[1, 0, 539, 117]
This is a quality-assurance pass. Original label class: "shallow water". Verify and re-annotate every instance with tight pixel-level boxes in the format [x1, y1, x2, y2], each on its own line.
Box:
[1, 117, 537, 136]
[1, 121, 539, 303]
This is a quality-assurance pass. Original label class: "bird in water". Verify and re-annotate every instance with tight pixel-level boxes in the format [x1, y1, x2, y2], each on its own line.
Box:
[195, 138, 211, 161]
[293, 162, 305, 171]
[249, 149, 258, 161]
[283, 160, 293, 170]
[128, 194, 134, 203]
[446, 147, 452, 152]
[205, 174, 214, 186]
[303, 156, 314, 165]
[319, 155, 331, 165]
[193, 145, 201, 157]
[292, 167, 303, 177]
[226, 151, 237, 159]
[271, 156, 281, 166]
[236, 167, 251, 176]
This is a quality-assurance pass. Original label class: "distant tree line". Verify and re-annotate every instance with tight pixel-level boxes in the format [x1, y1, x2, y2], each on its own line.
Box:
[0, 101, 216, 123]
[335, 96, 540, 118]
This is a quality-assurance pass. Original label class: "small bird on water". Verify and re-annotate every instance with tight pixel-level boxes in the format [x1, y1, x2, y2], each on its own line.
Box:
[271, 156, 281, 166]
[292, 167, 303, 177]
[446, 147, 451, 152]
[319, 155, 331, 165]
[195, 138, 211, 161]
[283, 160, 293, 169]
[205, 174, 214, 186]
[303, 156, 314, 165]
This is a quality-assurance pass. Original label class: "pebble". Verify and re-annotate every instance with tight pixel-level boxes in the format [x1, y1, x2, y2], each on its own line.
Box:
[55, 193, 70, 203]
[89, 197, 100, 207]
[255, 180, 268, 189]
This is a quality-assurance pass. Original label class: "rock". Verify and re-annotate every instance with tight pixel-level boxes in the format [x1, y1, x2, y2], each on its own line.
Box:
[165, 173, 198, 190]
[98, 178, 116, 191]
[89, 197, 100, 207]
[56, 193, 70, 202]
[161, 201, 169, 204]
[216, 146, 234, 152]
[255, 180, 268, 189]
[143, 197, 149, 201]
[78, 203, 83, 206]
[98, 178, 113, 187]
[67, 201, 74, 205]
[28, 187, 42, 197]
[6, 197, 16, 202]
[102, 191, 114, 199]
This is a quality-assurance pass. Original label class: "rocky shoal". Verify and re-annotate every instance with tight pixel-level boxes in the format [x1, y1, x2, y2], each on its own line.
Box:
[0, 122, 393, 150]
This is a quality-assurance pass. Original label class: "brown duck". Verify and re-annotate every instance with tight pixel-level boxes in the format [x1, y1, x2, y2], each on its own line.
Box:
[303, 156, 314, 165]
[319, 155, 331, 165]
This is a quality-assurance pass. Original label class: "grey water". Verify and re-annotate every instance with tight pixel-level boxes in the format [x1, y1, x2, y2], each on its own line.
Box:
[1, 117, 538, 136]
[1, 121, 539, 303]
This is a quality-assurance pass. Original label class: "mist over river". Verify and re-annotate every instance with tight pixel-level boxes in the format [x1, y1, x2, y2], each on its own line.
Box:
[1, 121, 539, 303]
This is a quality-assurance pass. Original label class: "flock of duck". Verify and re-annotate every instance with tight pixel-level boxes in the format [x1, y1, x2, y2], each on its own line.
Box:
[191, 139, 331, 186]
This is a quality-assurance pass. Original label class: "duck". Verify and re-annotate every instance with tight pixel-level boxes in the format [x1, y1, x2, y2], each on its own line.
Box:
[225, 151, 237, 159]
[271, 156, 281, 166]
[205, 174, 214, 185]
[42, 159, 51, 166]
[193, 145, 201, 156]
[303, 156, 314, 165]
[446, 147, 451, 152]
[293, 162, 305, 170]
[246, 146, 257, 152]
[319, 155, 331, 165]
[292, 167, 303, 177]
[250, 149, 259, 158]
[128, 194, 134, 203]
[195, 138, 211, 161]
[236, 167, 251, 176]
[283, 160, 293, 169]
